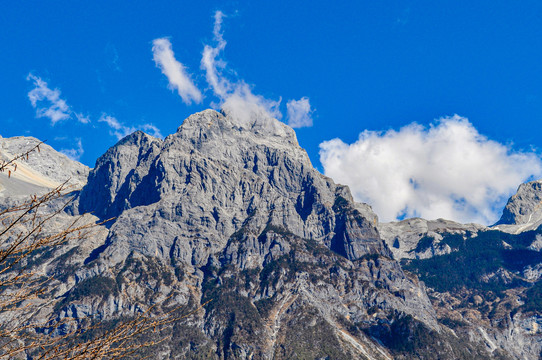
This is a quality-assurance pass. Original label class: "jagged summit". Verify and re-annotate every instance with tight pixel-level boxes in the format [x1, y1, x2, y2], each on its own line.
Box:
[180, 109, 297, 137]
[78, 108, 385, 264]
[116, 129, 162, 147]
[79, 130, 162, 219]
[172, 109, 309, 165]
[493, 180, 542, 233]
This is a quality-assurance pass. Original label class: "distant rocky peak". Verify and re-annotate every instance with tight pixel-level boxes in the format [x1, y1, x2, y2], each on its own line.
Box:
[493, 180, 542, 233]
[114, 130, 162, 148]
[95, 130, 162, 168]
[0, 135, 89, 196]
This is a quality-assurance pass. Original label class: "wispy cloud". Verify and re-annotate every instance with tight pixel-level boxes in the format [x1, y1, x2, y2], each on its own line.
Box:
[60, 138, 84, 161]
[99, 114, 162, 140]
[105, 43, 121, 72]
[26, 73, 163, 157]
[152, 38, 202, 105]
[287, 97, 313, 128]
[75, 112, 91, 124]
[27, 74, 71, 125]
[148, 11, 313, 130]
[201, 11, 228, 98]
[26, 73, 90, 125]
[200, 11, 282, 127]
[320, 115, 542, 224]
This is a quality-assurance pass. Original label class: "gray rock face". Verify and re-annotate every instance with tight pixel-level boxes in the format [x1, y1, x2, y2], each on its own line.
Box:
[523, 263, 542, 281]
[497, 181, 542, 226]
[79, 110, 386, 266]
[0, 136, 89, 199]
[494, 180, 542, 233]
[78, 131, 162, 219]
[68, 110, 444, 358]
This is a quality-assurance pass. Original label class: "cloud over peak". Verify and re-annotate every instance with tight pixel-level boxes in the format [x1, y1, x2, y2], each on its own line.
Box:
[149, 10, 313, 130]
[98, 114, 162, 140]
[320, 115, 542, 224]
[60, 138, 84, 161]
[152, 38, 202, 105]
[200, 11, 283, 128]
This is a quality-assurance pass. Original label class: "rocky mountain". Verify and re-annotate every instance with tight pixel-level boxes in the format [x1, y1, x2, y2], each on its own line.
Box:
[3, 110, 542, 359]
[0, 135, 89, 201]
[493, 180, 542, 234]
[382, 184, 542, 359]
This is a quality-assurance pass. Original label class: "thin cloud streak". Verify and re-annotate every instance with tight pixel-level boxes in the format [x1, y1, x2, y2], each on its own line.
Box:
[99, 114, 163, 140]
[152, 38, 202, 105]
[201, 11, 230, 98]
[146, 11, 313, 130]
[60, 138, 84, 161]
[75, 113, 91, 124]
[27, 74, 71, 125]
[200, 11, 282, 127]
[320, 115, 542, 224]
[27, 74, 90, 125]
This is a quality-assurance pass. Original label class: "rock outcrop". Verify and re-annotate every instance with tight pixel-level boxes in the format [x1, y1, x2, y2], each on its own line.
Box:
[71, 110, 441, 358]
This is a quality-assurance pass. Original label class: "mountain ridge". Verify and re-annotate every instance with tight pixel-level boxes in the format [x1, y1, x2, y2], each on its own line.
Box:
[3, 110, 542, 359]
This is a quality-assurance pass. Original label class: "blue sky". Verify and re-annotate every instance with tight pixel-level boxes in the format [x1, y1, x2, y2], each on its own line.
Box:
[1, 1, 542, 224]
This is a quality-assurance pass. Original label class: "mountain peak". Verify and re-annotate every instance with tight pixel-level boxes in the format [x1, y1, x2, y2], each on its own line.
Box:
[16, 111, 542, 359]
[493, 180, 542, 233]
[78, 109, 385, 265]
[176, 109, 300, 146]
[116, 130, 162, 147]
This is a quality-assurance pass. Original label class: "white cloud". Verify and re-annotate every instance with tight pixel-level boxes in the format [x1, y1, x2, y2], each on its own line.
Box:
[287, 97, 313, 128]
[319, 115, 542, 224]
[27, 74, 71, 125]
[99, 114, 163, 140]
[75, 112, 91, 124]
[26, 73, 90, 125]
[200, 11, 282, 128]
[139, 124, 163, 139]
[98, 114, 133, 139]
[152, 38, 202, 105]
[60, 138, 84, 161]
